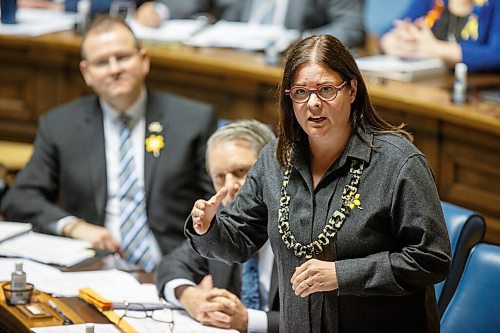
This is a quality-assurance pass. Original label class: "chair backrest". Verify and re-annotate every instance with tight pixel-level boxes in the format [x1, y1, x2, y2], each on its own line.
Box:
[436, 201, 485, 315]
[440, 243, 500, 333]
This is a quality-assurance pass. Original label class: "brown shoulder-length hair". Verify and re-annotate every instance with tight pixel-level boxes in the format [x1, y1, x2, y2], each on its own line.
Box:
[276, 35, 412, 168]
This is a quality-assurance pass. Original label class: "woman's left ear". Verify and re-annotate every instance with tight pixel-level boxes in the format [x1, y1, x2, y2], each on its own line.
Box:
[349, 79, 358, 103]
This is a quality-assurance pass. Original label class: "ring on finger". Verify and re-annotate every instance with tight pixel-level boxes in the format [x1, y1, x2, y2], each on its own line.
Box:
[302, 280, 311, 289]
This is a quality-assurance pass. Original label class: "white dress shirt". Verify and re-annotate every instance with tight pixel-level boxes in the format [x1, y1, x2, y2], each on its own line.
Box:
[56, 87, 162, 266]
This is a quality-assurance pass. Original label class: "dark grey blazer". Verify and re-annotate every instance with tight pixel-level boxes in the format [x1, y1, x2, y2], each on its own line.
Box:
[187, 131, 451, 333]
[156, 240, 280, 332]
[217, 0, 365, 47]
[1, 89, 216, 255]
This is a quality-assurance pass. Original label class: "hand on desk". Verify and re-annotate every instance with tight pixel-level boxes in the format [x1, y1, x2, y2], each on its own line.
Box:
[136, 2, 163, 28]
[177, 275, 249, 333]
[63, 219, 122, 254]
[18, 0, 64, 10]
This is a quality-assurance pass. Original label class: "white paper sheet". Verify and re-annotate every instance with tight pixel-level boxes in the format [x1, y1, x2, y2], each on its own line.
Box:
[0, 221, 32, 242]
[186, 21, 300, 51]
[31, 323, 121, 333]
[62, 270, 160, 302]
[129, 19, 207, 43]
[0, 8, 75, 36]
[0, 259, 160, 299]
[0, 258, 63, 284]
[0, 232, 94, 267]
[114, 308, 238, 333]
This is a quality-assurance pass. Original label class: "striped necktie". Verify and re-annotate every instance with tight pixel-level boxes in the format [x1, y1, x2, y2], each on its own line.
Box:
[240, 254, 261, 310]
[117, 116, 155, 272]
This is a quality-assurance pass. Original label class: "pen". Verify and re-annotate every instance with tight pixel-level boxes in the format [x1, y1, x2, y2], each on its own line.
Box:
[48, 299, 73, 325]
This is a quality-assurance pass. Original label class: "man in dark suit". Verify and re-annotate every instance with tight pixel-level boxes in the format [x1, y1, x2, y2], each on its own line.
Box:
[0, 16, 216, 272]
[157, 120, 279, 332]
[135, 0, 365, 48]
[217, 0, 365, 48]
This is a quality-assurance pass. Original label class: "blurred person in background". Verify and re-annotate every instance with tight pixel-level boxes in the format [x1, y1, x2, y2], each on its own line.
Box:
[380, 0, 500, 72]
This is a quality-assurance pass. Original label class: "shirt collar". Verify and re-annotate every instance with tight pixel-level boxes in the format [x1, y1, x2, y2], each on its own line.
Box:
[100, 86, 147, 127]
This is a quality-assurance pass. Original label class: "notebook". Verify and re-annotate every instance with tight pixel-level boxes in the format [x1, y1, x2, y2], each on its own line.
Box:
[356, 55, 447, 82]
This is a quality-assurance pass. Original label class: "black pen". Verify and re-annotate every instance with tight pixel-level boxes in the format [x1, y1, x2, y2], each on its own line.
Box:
[48, 300, 73, 325]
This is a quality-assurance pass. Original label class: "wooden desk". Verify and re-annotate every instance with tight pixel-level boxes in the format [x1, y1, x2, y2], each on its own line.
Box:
[0, 255, 152, 333]
[0, 31, 499, 243]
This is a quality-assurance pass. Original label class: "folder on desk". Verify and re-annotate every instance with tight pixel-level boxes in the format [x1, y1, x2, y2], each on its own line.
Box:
[79, 287, 113, 311]
[356, 55, 447, 82]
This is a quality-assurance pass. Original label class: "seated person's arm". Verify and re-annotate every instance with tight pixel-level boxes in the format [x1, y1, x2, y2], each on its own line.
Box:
[135, 0, 208, 27]
[307, 0, 365, 48]
[380, 18, 461, 66]
[60, 217, 121, 252]
[18, 0, 64, 10]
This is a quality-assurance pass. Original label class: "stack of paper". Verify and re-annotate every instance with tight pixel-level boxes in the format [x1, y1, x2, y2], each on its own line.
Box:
[0, 232, 94, 267]
[0, 221, 32, 242]
[129, 19, 207, 43]
[31, 324, 122, 333]
[186, 21, 300, 51]
[355, 55, 447, 82]
[110, 308, 239, 333]
[0, 9, 76, 36]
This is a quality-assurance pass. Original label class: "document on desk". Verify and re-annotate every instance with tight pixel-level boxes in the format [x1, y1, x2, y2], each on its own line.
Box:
[355, 55, 446, 82]
[72, 270, 161, 303]
[0, 232, 94, 267]
[0, 221, 32, 242]
[129, 19, 207, 43]
[0, 258, 64, 284]
[0, 9, 76, 36]
[0, 258, 155, 298]
[31, 324, 121, 333]
[186, 21, 300, 51]
[112, 308, 238, 333]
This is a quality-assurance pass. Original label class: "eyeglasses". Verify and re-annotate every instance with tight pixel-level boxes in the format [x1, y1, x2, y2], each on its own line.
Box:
[85, 51, 139, 71]
[117, 303, 174, 332]
[285, 81, 347, 103]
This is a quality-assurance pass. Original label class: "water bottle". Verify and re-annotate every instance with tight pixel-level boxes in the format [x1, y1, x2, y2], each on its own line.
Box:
[10, 262, 27, 305]
[452, 63, 468, 105]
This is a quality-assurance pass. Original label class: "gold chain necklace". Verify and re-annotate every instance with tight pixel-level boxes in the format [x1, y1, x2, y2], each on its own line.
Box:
[278, 159, 364, 259]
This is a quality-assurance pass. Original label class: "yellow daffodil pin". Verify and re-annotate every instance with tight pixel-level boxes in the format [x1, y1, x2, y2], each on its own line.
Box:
[348, 193, 362, 210]
[145, 134, 165, 158]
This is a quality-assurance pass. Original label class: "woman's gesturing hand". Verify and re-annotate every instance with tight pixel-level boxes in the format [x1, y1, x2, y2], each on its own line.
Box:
[192, 187, 228, 235]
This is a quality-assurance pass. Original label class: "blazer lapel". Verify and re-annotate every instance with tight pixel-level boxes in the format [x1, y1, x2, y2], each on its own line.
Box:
[84, 101, 107, 226]
[144, 91, 164, 205]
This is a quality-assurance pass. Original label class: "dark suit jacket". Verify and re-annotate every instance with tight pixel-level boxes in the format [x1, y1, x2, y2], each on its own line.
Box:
[65, 0, 205, 18]
[1, 89, 216, 255]
[217, 0, 365, 48]
[156, 241, 280, 332]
